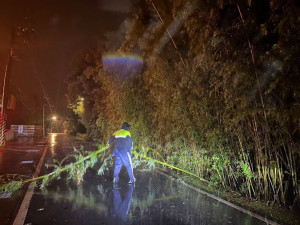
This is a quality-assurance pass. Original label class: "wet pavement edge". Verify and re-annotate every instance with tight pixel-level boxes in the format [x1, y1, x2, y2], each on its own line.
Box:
[156, 170, 279, 225]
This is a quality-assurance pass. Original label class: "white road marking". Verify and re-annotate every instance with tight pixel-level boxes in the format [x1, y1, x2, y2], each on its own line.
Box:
[20, 161, 33, 164]
[0, 192, 12, 198]
[13, 145, 49, 225]
[25, 150, 40, 153]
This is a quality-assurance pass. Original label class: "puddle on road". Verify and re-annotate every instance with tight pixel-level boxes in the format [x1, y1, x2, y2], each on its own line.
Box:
[25, 170, 267, 225]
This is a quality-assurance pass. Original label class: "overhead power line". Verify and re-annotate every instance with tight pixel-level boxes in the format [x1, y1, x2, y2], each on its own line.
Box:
[149, 0, 186, 67]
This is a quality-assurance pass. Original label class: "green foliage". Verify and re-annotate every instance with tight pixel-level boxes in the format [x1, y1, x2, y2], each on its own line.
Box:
[0, 181, 23, 193]
[0, 179, 23, 193]
[240, 161, 254, 179]
[132, 146, 158, 170]
[0, 174, 28, 193]
[97, 154, 113, 176]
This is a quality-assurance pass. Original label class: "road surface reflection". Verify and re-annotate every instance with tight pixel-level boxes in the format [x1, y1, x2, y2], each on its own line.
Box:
[27, 169, 266, 225]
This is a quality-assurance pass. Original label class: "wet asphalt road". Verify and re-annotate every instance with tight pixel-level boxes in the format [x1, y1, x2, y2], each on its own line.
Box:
[0, 137, 48, 225]
[2, 134, 268, 225]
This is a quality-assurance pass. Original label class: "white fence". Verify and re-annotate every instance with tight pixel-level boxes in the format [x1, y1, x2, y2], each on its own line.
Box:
[10, 125, 43, 137]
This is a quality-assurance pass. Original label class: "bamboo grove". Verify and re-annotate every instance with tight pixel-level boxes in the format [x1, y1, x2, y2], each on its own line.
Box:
[65, 0, 300, 210]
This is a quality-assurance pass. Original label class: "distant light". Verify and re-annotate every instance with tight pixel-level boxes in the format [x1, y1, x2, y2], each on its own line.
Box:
[52, 116, 57, 121]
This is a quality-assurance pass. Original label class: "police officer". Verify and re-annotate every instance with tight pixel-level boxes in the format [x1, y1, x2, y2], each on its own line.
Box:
[109, 122, 135, 184]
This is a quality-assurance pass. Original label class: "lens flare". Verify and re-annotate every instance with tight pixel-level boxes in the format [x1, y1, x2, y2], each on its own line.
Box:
[103, 54, 143, 79]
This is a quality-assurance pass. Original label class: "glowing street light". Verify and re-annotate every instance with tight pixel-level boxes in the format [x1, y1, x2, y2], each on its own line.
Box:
[52, 116, 57, 121]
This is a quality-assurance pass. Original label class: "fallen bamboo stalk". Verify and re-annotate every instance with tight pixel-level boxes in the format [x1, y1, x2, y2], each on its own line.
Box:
[28, 146, 108, 183]
[1, 145, 209, 193]
[0, 146, 109, 193]
[133, 151, 209, 183]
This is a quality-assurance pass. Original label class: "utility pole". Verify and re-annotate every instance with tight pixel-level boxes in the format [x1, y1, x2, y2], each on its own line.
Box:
[42, 104, 45, 136]
[0, 18, 35, 145]
[0, 29, 15, 146]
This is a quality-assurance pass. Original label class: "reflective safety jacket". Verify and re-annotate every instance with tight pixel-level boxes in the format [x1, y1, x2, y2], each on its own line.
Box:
[109, 129, 133, 157]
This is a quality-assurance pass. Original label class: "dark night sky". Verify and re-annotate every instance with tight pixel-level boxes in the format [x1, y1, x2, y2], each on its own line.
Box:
[0, 0, 139, 118]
